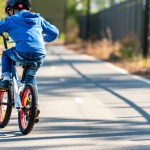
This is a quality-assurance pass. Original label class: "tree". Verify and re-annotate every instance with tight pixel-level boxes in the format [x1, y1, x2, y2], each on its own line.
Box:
[90, 0, 127, 13]
[66, 0, 88, 18]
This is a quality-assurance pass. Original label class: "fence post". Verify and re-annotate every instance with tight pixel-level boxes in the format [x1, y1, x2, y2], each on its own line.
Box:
[86, 0, 91, 40]
[143, 0, 150, 58]
[64, 0, 68, 44]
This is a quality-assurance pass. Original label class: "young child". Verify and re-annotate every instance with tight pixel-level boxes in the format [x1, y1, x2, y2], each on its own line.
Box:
[0, 0, 59, 121]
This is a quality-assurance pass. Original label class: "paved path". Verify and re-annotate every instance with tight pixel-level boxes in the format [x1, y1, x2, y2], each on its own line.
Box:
[1, 45, 150, 149]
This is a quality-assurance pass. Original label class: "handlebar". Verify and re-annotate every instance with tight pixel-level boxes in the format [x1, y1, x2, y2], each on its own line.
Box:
[0, 33, 8, 49]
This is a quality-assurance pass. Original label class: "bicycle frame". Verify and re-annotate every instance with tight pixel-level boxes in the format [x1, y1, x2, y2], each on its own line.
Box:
[12, 63, 24, 109]
[0, 33, 39, 134]
[0, 34, 24, 109]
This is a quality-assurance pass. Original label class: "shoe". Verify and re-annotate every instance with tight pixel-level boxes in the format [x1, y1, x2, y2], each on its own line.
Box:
[0, 80, 9, 90]
[35, 109, 40, 123]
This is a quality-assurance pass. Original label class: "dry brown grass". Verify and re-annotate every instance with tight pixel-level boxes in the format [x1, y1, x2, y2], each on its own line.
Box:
[66, 39, 150, 79]
[66, 38, 121, 60]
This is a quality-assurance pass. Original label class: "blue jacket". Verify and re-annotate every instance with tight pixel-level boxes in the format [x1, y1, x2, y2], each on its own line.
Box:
[0, 10, 59, 54]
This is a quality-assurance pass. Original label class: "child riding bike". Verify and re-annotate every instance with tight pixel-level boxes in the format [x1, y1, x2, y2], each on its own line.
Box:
[0, 0, 59, 122]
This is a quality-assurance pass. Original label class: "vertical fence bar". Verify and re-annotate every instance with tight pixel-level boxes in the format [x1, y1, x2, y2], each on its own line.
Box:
[143, 0, 150, 57]
[78, 0, 146, 56]
[86, 0, 91, 40]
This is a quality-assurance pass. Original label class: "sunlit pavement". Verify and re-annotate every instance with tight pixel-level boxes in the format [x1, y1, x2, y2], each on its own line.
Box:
[1, 45, 150, 150]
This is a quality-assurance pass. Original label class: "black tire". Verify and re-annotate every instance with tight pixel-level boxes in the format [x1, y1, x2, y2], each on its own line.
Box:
[0, 89, 13, 128]
[18, 84, 38, 135]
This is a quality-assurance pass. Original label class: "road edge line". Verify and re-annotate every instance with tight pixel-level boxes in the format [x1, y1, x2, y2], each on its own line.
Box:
[85, 54, 150, 85]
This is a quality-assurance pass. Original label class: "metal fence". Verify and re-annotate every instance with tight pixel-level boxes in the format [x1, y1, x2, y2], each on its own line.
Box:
[78, 0, 150, 57]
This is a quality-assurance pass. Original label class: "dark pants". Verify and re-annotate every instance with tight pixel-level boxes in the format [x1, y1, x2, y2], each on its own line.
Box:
[1, 47, 45, 92]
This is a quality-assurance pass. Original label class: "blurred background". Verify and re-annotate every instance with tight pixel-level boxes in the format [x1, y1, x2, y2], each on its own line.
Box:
[1, 0, 150, 75]
[31, 0, 149, 58]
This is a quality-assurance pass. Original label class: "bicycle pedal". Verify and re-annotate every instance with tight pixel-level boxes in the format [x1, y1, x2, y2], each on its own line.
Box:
[36, 109, 40, 116]
[16, 107, 22, 111]
[35, 117, 39, 123]
[35, 109, 40, 123]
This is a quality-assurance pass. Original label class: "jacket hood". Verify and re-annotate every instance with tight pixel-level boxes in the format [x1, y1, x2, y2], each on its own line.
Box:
[11, 11, 40, 28]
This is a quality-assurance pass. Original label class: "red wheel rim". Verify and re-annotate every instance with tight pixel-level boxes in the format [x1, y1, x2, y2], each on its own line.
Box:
[20, 89, 31, 129]
[0, 105, 2, 123]
[20, 110, 26, 129]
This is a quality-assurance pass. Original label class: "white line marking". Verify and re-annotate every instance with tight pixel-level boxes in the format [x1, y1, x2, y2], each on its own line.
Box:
[86, 54, 150, 85]
[106, 63, 129, 74]
[74, 97, 83, 103]
[84, 54, 150, 85]
[132, 75, 150, 84]
[106, 62, 150, 85]
[62, 47, 150, 85]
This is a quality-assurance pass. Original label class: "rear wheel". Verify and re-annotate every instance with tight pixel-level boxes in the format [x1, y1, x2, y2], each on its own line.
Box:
[18, 84, 38, 135]
[0, 89, 13, 128]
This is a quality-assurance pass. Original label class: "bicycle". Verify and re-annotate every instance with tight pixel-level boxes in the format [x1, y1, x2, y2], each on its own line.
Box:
[0, 34, 39, 135]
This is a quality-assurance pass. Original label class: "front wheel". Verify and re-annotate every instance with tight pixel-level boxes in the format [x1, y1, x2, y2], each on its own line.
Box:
[0, 89, 13, 128]
[18, 84, 38, 135]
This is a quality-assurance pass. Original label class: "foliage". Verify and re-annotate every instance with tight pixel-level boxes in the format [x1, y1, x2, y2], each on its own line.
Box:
[0, 0, 6, 19]
[66, 0, 87, 19]
[119, 34, 140, 59]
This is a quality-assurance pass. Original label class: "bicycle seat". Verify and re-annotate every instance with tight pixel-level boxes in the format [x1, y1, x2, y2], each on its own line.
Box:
[19, 60, 37, 67]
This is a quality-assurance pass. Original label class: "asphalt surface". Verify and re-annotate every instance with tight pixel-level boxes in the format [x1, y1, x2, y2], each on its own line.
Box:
[1, 45, 150, 149]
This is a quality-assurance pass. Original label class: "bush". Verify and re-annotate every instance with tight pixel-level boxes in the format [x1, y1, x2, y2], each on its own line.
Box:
[65, 17, 80, 44]
[119, 33, 140, 59]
